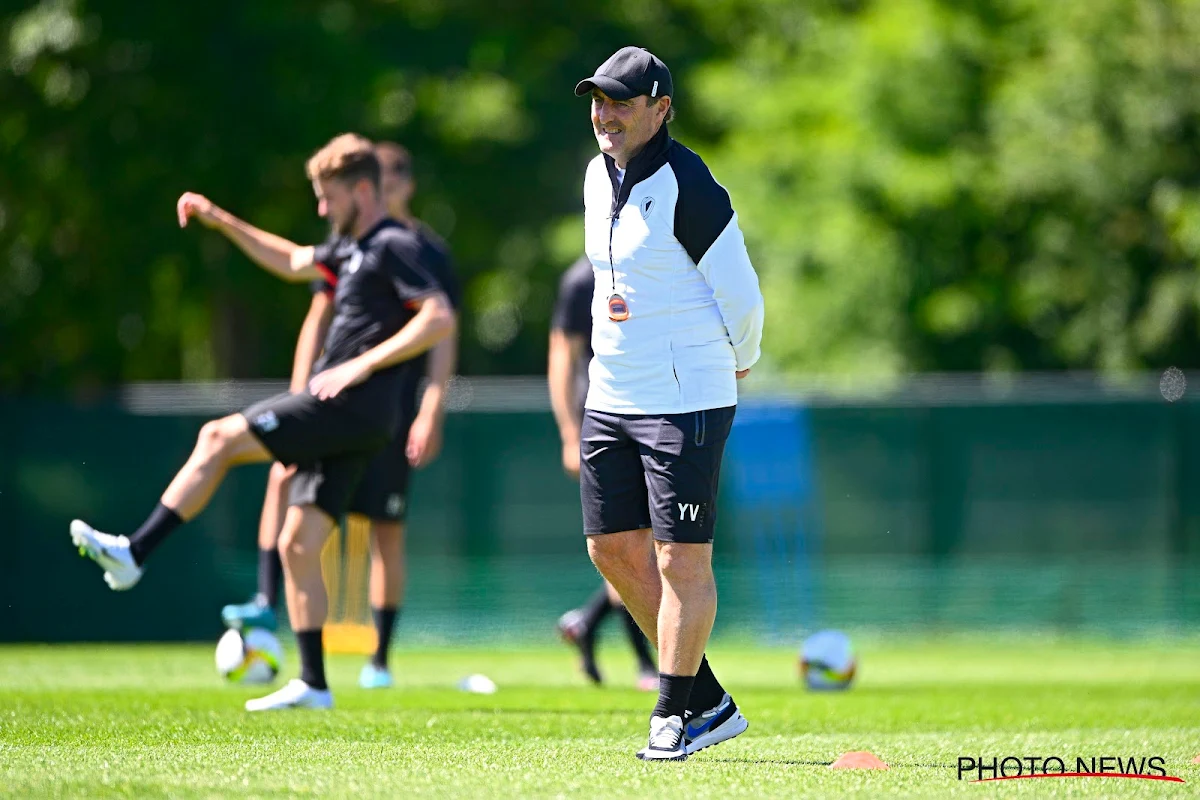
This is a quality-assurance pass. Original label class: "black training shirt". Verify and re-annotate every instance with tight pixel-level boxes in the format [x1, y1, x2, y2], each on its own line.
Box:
[551, 255, 594, 413]
[312, 218, 450, 432]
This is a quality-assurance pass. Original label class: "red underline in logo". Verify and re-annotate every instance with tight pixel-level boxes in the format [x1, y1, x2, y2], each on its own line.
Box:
[973, 772, 1184, 784]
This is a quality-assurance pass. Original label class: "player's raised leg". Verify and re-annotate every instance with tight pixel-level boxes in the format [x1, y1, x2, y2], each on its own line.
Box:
[245, 504, 336, 711]
[71, 413, 272, 590]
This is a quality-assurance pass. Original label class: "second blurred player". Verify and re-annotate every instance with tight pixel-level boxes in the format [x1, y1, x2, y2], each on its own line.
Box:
[549, 255, 657, 690]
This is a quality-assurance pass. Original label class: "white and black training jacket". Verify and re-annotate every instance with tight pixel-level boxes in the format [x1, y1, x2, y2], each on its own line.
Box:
[583, 124, 765, 415]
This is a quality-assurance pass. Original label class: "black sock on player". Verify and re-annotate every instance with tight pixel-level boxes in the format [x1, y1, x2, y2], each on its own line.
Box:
[257, 547, 283, 608]
[651, 673, 695, 720]
[296, 629, 327, 690]
[127, 503, 183, 566]
[619, 606, 656, 673]
[687, 655, 727, 712]
[371, 607, 399, 669]
[579, 585, 615, 636]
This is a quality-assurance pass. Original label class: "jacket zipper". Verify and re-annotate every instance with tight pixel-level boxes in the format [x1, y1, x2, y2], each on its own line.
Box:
[608, 213, 616, 274]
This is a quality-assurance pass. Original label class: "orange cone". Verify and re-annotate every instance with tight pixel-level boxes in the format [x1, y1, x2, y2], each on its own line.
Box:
[830, 751, 889, 770]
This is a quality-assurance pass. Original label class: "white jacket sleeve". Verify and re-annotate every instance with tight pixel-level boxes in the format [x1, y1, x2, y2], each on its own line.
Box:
[694, 211, 764, 370]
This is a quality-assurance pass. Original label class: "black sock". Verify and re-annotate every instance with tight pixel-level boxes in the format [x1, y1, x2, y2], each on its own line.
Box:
[127, 503, 183, 566]
[619, 607, 656, 672]
[651, 673, 695, 720]
[296, 629, 327, 690]
[579, 586, 615, 635]
[687, 655, 727, 712]
[371, 607, 399, 669]
[258, 547, 283, 608]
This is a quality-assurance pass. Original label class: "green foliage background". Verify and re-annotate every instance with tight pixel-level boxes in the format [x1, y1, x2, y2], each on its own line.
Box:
[5, 0, 1200, 392]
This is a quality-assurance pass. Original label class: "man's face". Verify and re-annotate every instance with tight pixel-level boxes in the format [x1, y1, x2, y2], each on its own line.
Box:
[590, 88, 669, 166]
[379, 165, 413, 219]
[313, 178, 359, 237]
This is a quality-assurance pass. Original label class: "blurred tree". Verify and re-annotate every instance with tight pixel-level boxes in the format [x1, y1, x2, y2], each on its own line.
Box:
[7, 0, 1200, 394]
[0, 0, 715, 393]
[685, 0, 1200, 377]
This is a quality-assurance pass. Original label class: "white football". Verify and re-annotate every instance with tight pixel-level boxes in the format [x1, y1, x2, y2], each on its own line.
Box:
[800, 630, 857, 691]
[457, 674, 497, 694]
[216, 627, 283, 685]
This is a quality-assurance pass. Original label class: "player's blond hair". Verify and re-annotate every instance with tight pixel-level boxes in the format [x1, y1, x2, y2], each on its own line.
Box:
[305, 133, 380, 189]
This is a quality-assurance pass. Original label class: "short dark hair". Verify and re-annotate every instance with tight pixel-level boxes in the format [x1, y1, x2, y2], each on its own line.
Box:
[305, 133, 380, 190]
[375, 141, 412, 177]
[648, 95, 676, 124]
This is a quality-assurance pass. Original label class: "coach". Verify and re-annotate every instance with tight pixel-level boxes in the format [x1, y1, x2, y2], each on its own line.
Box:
[574, 46, 765, 760]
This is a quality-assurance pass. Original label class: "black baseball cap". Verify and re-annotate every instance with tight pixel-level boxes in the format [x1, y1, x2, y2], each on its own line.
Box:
[574, 46, 673, 102]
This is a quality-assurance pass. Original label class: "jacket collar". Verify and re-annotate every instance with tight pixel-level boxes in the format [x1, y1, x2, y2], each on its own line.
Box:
[603, 123, 672, 217]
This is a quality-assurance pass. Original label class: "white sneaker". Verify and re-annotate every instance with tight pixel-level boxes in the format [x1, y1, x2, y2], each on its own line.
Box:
[635, 715, 688, 761]
[70, 520, 143, 591]
[244, 679, 333, 712]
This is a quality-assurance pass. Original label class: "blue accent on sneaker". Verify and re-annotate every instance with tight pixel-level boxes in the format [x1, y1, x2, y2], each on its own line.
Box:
[359, 663, 394, 689]
[684, 714, 717, 739]
[221, 597, 277, 631]
[682, 693, 748, 755]
[685, 694, 732, 738]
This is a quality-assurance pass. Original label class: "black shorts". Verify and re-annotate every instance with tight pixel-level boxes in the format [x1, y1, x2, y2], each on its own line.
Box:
[242, 392, 391, 521]
[346, 418, 413, 522]
[579, 406, 736, 544]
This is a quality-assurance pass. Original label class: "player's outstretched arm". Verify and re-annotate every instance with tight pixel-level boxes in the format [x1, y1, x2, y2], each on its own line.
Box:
[176, 192, 320, 283]
[290, 291, 335, 393]
[547, 328, 585, 478]
[309, 293, 456, 400]
[406, 331, 457, 468]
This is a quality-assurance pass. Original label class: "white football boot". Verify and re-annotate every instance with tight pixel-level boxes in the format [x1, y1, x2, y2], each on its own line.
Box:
[245, 679, 333, 712]
[70, 520, 143, 591]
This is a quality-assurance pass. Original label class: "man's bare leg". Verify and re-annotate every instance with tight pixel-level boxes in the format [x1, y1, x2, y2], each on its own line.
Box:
[586, 529, 661, 644]
[243, 504, 338, 711]
[587, 533, 717, 675]
[160, 415, 272, 519]
[259, 463, 295, 551]
[367, 519, 406, 675]
[588, 530, 735, 736]
[253, 462, 294, 612]
[654, 541, 715, 677]
[558, 550, 658, 686]
[278, 504, 338, 689]
[222, 462, 295, 630]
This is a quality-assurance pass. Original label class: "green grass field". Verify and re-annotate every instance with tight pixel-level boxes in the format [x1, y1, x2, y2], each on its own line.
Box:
[2, 639, 1198, 798]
